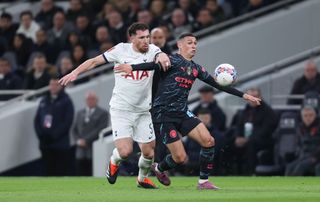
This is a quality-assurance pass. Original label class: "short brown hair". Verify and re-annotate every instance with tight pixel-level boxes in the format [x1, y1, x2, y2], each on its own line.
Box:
[127, 22, 149, 36]
[178, 32, 196, 40]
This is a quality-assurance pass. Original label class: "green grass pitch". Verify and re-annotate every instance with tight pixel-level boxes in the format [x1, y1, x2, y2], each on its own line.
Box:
[0, 177, 319, 202]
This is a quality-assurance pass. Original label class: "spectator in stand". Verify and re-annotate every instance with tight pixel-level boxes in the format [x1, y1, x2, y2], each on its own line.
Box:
[96, 2, 115, 22]
[74, 14, 94, 48]
[66, 0, 86, 23]
[70, 44, 87, 68]
[58, 57, 74, 77]
[176, 0, 197, 24]
[72, 91, 109, 176]
[137, 10, 158, 30]
[288, 60, 320, 105]
[150, 27, 172, 55]
[241, 0, 267, 14]
[149, 0, 167, 25]
[193, 8, 215, 32]
[169, 8, 192, 39]
[0, 57, 22, 100]
[193, 86, 226, 132]
[65, 32, 81, 51]
[0, 12, 18, 50]
[34, 77, 74, 176]
[47, 11, 72, 53]
[285, 106, 320, 176]
[16, 11, 40, 43]
[32, 29, 55, 64]
[24, 53, 52, 89]
[35, 0, 63, 30]
[205, 0, 227, 23]
[11, 33, 33, 73]
[106, 10, 127, 44]
[232, 88, 278, 175]
[127, 0, 142, 25]
[158, 24, 175, 42]
[90, 26, 111, 51]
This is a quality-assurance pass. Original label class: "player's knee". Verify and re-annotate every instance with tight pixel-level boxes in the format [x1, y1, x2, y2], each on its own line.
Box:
[117, 148, 132, 159]
[173, 153, 187, 164]
[141, 150, 154, 159]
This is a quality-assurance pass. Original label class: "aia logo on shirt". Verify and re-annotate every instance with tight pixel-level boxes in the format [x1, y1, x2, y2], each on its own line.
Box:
[124, 70, 149, 80]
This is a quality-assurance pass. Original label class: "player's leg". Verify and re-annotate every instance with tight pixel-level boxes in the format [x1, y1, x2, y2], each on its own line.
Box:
[187, 122, 219, 190]
[151, 122, 186, 186]
[134, 112, 157, 189]
[106, 108, 134, 184]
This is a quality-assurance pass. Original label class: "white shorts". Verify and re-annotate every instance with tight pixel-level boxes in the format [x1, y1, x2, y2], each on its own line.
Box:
[110, 108, 155, 143]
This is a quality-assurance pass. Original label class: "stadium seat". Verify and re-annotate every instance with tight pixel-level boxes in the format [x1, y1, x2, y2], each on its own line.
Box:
[303, 91, 320, 113]
[255, 112, 299, 176]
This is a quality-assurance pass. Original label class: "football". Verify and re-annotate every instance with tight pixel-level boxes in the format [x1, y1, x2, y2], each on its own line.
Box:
[214, 63, 237, 86]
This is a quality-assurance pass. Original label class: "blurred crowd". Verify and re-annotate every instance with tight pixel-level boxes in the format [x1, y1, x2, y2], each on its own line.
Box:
[1, 0, 281, 100]
[2, 0, 318, 177]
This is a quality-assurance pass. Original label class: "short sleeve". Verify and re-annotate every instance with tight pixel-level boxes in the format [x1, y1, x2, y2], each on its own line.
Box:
[149, 44, 162, 61]
[102, 43, 123, 63]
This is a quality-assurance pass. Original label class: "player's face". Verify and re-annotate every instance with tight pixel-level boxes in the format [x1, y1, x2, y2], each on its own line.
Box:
[179, 36, 197, 59]
[131, 29, 150, 53]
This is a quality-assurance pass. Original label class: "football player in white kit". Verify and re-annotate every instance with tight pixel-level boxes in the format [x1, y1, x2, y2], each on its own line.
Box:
[59, 23, 171, 188]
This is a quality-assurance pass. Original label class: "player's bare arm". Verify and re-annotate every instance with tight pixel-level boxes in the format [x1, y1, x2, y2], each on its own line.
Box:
[59, 55, 106, 86]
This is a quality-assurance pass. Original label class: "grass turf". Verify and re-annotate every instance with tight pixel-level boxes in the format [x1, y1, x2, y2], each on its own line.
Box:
[0, 177, 319, 202]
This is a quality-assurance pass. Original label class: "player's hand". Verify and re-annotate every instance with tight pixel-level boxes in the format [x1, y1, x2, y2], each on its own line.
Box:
[243, 93, 261, 105]
[59, 71, 78, 86]
[114, 64, 133, 76]
[156, 52, 171, 71]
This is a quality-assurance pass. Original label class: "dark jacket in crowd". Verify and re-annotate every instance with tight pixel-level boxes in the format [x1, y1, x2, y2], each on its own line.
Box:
[35, 6, 63, 30]
[73, 106, 109, 146]
[0, 72, 22, 100]
[34, 90, 74, 150]
[298, 118, 320, 161]
[236, 102, 278, 148]
[193, 100, 226, 132]
[24, 68, 51, 89]
[288, 73, 320, 105]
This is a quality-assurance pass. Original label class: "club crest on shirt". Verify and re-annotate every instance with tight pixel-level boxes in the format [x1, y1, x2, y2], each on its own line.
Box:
[186, 66, 192, 75]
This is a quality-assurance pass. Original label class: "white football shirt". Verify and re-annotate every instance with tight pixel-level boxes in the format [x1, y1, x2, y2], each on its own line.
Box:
[103, 43, 161, 112]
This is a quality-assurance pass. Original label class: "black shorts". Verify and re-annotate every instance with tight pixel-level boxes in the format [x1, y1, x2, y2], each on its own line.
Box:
[153, 110, 201, 144]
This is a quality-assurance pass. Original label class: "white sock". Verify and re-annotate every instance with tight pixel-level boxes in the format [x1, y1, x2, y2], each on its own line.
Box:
[199, 179, 209, 184]
[138, 155, 153, 181]
[110, 148, 123, 165]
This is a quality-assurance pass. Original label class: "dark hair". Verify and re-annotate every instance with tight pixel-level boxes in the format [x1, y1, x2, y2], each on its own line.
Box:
[1, 12, 12, 20]
[199, 85, 215, 93]
[20, 10, 33, 19]
[127, 22, 149, 36]
[178, 32, 196, 40]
